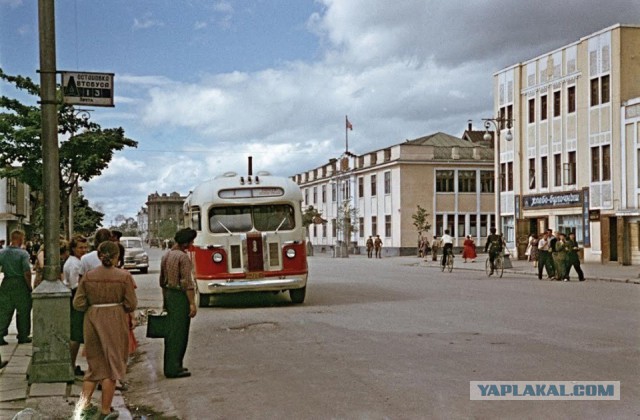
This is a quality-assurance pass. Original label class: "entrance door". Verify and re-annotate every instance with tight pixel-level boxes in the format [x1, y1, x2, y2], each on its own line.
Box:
[609, 217, 618, 261]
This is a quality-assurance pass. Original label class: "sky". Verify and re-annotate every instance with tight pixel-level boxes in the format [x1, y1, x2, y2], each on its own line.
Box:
[1, 0, 638, 227]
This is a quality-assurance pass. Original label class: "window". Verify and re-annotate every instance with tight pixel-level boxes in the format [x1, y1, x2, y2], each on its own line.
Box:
[528, 98, 535, 123]
[638, 149, 640, 187]
[370, 152, 377, 165]
[541, 156, 548, 188]
[590, 78, 599, 106]
[554, 154, 562, 187]
[591, 147, 600, 182]
[457, 215, 465, 238]
[457, 170, 476, 193]
[322, 223, 327, 238]
[371, 175, 377, 196]
[601, 75, 610, 104]
[331, 183, 337, 202]
[565, 151, 576, 185]
[384, 148, 391, 162]
[480, 171, 494, 193]
[384, 171, 391, 195]
[500, 163, 506, 192]
[189, 206, 201, 231]
[322, 185, 326, 203]
[313, 224, 317, 237]
[304, 188, 309, 205]
[435, 214, 443, 236]
[469, 214, 477, 236]
[312, 187, 317, 204]
[528, 158, 535, 189]
[436, 170, 454, 192]
[568, 86, 576, 113]
[540, 95, 547, 121]
[7, 178, 17, 205]
[342, 180, 350, 200]
[358, 177, 364, 198]
[209, 204, 295, 233]
[371, 216, 377, 236]
[359, 217, 364, 238]
[507, 162, 513, 192]
[553, 91, 561, 117]
[385, 215, 391, 237]
[358, 156, 364, 168]
[480, 214, 491, 237]
[332, 218, 337, 238]
[602, 145, 611, 181]
[557, 215, 583, 245]
[506, 105, 513, 125]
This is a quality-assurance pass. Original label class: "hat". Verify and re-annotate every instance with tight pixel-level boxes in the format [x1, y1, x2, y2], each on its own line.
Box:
[174, 228, 197, 245]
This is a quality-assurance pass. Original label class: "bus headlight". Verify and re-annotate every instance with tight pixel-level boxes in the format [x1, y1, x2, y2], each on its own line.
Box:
[286, 248, 296, 259]
[212, 252, 224, 263]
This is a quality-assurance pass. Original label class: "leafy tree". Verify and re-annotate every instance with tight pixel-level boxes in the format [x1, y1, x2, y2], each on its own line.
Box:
[0, 68, 137, 236]
[335, 200, 359, 242]
[158, 219, 178, 241]
[302, 205, 323, 235]
[412, 205, 431, 240]
[72, 193, 105, 236]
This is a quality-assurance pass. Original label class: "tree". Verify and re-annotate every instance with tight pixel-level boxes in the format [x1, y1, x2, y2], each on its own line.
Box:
[158, 219, 178, 241]
[0, 68, 137, 236]
[412, 205, 431, 240]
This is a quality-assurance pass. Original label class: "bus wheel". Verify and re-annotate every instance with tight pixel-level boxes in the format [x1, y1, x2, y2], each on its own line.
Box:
[289, 287, 306, 304]
[199, 293, 210, 308]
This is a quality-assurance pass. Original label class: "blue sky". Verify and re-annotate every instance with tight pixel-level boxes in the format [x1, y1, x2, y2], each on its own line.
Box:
[1, 0, 638, 226]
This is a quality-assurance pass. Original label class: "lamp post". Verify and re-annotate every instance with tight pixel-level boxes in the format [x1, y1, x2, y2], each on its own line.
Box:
[482, 117, 514, 236]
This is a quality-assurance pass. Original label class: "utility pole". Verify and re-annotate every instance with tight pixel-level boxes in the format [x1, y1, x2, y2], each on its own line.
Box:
[29, 0, 74, 387]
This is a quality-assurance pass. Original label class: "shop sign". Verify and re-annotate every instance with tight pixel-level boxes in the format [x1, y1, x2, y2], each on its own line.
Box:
[523, 191, 582, 209]
[588, 210, 601, 221]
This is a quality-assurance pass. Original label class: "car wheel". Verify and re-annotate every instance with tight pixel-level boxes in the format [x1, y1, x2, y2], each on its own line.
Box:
[140, 267, 148, 274]
[199, 293, 210, 308]
[289, 287, 306, 304]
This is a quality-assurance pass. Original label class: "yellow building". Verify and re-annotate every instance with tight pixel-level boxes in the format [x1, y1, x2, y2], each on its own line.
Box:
[293, 132, 495, 256]
[491, 24, 640, 264]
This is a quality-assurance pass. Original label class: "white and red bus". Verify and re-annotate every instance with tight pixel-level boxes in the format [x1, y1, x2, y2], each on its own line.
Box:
[183, 168, 308, 307]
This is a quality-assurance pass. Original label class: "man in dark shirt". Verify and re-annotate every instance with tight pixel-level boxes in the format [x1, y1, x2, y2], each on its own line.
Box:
[159, 228, 198, 378]
[484, 228, 502, 276]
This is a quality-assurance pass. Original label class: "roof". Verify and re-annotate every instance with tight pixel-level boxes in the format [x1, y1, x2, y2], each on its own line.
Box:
[404, 132, 489, 148]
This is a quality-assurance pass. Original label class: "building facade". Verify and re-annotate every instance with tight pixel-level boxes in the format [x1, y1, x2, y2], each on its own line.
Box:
[0, 175, 31, 243]
[293, 132, 495, 256]
[136, 207, 148, 241]
[492, 24, 640, 264]
[145, 192, 186, 242]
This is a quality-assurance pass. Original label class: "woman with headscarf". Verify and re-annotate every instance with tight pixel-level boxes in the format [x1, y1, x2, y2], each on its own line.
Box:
[73, 241, 137, 420]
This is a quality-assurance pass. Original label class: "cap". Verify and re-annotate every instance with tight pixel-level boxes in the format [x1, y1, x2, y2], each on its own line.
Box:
[174, 228, 197, 245]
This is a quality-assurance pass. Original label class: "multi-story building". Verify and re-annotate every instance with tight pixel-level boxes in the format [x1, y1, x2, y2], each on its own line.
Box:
[293, 131, 495, 256]
[0, 174, 31, 242]
[491, 23, 640, 264]
[136, 207, 148, 241]
[145, 192, 186, 242]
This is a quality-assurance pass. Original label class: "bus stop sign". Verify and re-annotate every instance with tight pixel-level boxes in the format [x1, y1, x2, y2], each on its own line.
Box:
[61, 71, 114, 107]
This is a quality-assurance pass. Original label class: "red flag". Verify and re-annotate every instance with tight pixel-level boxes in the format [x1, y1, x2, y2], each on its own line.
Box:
[346, 116, 353, 131]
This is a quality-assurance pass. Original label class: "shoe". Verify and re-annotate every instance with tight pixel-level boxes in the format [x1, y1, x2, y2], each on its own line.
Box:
[563, 279, 568, 282]
[74, 365, 85, 376]
[17, 337, 32, 344]
[579, 279, 585, 282]
[0, 361, 8, 369]
[165, 371, 191, 379]
[180, 367, 189, 372]
[80, 404, 98, 419]
[0, 339, 8, 346]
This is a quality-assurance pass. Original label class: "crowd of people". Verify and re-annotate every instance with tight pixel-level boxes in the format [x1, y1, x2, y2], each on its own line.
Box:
[0, 227, 199, 419]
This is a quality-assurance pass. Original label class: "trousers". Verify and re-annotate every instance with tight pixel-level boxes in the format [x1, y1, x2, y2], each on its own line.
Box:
[163, 288, 191, 376]
[0, 277, 32, 341]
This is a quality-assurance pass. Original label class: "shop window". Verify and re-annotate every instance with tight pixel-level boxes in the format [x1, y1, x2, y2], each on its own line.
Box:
[557, 215, 583, 245]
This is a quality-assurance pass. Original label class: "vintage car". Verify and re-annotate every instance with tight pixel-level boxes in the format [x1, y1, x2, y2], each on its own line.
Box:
[120, 236, 149, 274]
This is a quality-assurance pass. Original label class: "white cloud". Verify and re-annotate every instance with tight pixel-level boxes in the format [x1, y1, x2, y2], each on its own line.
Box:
[132, 14, 165, 30]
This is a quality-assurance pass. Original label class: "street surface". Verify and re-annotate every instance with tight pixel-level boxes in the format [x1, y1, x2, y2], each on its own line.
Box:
[124, 248, 640, 419]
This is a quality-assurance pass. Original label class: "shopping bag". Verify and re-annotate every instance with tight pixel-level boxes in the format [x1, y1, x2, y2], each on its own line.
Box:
[146, 310, 168, 338]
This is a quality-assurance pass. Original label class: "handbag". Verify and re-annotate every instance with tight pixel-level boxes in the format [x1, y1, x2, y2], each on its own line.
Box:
[146, 310, 168, 338]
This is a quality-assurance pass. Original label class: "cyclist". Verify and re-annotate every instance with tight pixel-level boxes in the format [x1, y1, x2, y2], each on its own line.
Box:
[484, 227, 503, 275]
[440, 229, 454, 268]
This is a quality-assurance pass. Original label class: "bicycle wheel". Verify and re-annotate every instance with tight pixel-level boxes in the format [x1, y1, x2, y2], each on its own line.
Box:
[446, 254, 453, 272]
[485, 258, 492, 276]
[440, 257, 445, 272]
[496, 256, 504, 278]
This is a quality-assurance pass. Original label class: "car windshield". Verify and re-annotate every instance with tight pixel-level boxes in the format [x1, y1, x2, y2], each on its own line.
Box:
[209, 204, 295, 233]
[122, 239, 143, 248]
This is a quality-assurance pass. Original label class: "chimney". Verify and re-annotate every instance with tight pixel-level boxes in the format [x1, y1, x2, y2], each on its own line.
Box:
[248, 156, 253, 176]
[468, 120, 472, 132]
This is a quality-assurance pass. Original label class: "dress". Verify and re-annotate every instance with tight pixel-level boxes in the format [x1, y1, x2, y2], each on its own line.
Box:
[73, 266, 137, 381]
[462, 238, 477, 260]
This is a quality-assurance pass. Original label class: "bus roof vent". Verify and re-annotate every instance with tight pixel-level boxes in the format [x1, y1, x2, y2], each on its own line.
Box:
[256, 171, 271, 176]
[216, 171, 237, 179]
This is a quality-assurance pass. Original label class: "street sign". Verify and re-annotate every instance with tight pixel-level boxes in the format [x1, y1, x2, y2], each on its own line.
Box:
[61, 71, 114, 107]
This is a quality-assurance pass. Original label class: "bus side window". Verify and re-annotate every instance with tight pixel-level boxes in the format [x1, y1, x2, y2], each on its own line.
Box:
[190, 206, 201, 231]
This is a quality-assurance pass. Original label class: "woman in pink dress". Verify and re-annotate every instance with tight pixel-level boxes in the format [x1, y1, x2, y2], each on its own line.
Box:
[462, 235, 477, 262]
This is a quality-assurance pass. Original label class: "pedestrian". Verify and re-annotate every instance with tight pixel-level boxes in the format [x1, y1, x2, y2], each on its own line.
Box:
[417, 238, 424, 258]
[366, 236, 374, 258]
[565, 232, 585, 282]
[462, 235, 477, 263]
[374, 235, 383, 258]
[483, 228, 502, 275]
[554, 232, 571, 281]
[0, 230, 33, 345]
[80, 228, 112, 277]
[63, 235, 90, 376]
[110, 230, 126, 269]
[422, 238, 431, 260]
[159, 228, 198, 379]
[32, 244, 45, 290]
[536, 231, 555, 280]
[527, 233, 539, 267]
[431, 236, 440, 262]
[440, 230, 454, 267]
[73, 241, 137, 420]
[548, 229, 559, 279]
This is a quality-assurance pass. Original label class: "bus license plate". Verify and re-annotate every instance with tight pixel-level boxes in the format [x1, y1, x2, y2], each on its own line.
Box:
[246, 272, 264, 279]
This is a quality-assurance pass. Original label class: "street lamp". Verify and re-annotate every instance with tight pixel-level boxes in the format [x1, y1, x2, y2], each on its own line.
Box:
[482, 117, 514, 236]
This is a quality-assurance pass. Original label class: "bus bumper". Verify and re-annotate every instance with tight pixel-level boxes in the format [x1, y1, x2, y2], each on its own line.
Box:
[201, 276, 307, 294]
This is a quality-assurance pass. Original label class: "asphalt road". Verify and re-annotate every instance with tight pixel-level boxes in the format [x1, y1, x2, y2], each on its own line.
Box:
[123, 248, 640, 419]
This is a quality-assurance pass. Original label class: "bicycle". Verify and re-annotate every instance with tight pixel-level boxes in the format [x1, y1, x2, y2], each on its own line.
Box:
[441, 249, 454, 273]
[485, 252, 504, 278]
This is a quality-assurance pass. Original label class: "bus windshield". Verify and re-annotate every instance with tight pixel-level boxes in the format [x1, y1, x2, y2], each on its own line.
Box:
[209, 204, 295, 233]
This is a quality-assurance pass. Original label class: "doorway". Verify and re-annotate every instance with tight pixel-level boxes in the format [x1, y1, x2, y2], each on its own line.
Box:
[609, 217, 618, 261]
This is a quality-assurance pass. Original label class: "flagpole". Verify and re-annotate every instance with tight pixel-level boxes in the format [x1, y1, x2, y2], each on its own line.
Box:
[345, 115, 349, 153]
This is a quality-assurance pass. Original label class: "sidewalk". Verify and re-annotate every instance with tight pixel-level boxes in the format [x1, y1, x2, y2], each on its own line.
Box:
[410, 253, 640, 284]
[0, 327, 132, 420]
